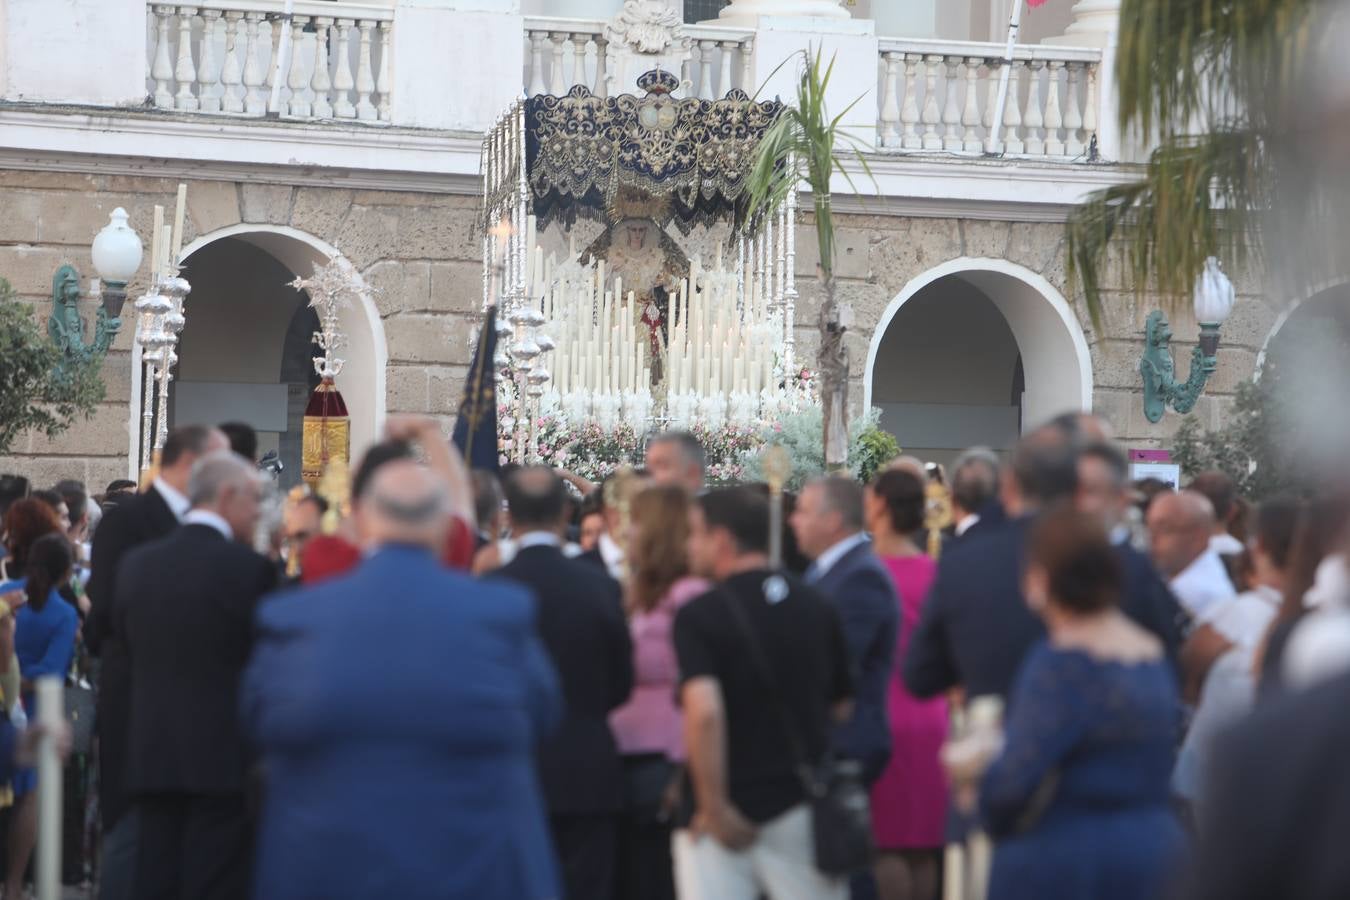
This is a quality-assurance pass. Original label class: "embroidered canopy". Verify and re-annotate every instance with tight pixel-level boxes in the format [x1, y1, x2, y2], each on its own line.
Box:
[510, 70, 784, 233]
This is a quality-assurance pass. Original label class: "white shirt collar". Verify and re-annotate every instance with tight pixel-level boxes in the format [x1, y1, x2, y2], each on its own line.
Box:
[517, 531, 561, 550]
[1170, 548, 1237, 619]
[153, 477, 190, 521]
[598, 532, 625, 580]
[813, 532, 869, 579]
[1110, 523, 1133, 546]
[183, 509, 232, 541]
[1210, 533, 1246, 556]
[954, 513, 980, 537]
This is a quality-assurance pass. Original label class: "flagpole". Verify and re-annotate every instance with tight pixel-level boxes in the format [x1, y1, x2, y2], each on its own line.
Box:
[985, 0, 1026, 156]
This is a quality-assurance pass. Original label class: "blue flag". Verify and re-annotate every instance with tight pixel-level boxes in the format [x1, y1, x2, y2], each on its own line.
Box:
[452, 305, 500, 471]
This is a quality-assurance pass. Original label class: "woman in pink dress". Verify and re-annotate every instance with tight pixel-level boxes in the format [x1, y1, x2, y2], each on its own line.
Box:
[610, 485, 709, 900]
[865, 469, 947, 900]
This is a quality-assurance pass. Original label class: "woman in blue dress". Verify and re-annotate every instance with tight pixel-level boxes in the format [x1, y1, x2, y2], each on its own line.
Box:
[980, 505, 1185, 900]
[7, 532, 78, 900]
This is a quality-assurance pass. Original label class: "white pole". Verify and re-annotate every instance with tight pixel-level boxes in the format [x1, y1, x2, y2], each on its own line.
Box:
[268, 0, 297, 115]
[985, 0, 1026, 155]
[35, 677, 63, 900]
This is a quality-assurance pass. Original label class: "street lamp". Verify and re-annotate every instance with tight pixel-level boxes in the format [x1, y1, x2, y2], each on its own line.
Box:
[91, 207, 144, 320]
[1140, 257, 1237, 423]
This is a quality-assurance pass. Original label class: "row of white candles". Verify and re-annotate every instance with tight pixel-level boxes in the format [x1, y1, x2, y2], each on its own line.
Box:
[524, 237, 781, 400]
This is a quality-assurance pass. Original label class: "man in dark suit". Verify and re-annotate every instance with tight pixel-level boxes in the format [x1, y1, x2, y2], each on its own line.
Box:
[243, 458, 563, 899]
[790, 476, 898, 785]
[906, 426, 1184, 704]
[85, 424, 227, 900]
[495, 466, 634, 900]
[116, 451, 276, 900]
[946, 447, 1004, 547]
[1188, 669, 1350, 900]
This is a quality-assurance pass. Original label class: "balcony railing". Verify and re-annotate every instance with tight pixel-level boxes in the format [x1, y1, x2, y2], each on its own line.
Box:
[522, 18, 754, 99]
[876, 38, 1103, 161]
[144, 1, 393, 122]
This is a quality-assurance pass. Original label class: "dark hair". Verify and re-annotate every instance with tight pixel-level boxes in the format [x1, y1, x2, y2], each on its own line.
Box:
[2, 499, 62, 572]
[813, 476, 865, 530]
[1029, 503, 1122, 613]
[31, 489, 65, 516]
[504, 467, 566, 530]
[647, 431, 708, 474]
[951, 448, 999, 514]
[1254, 496, 1301, 571]
[352, 440, 414, 501]
[297, 493, 330, 517]
[1080, 441, 1128, 488]
[219, 422, 258, 461]
[1188, 471, 1237, 523]
[54, 480, 88, 526]
[698, 487, 769, 556]
[1132, 478, 1173, 515]
[1276, 493, 1350, 624]
[579, 490, 604, 520]
[161, 425, 217, 469]
[871, 469, 926, 535]
[104, 479, 137, 496]
[0, 475, 30, 520]
[1011, 429, 1079, 507]
[471, 470, 504, 529]
[23, 533, 73, 612]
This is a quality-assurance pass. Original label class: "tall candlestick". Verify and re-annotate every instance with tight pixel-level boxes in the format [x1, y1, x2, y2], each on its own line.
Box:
[170, 183, 187, 267]
[151, 205, 164, 281]
[159, 226, 173, 280]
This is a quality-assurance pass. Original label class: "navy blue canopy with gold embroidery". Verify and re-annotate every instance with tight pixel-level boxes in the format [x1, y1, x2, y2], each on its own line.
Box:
[517, 70, 784, 233]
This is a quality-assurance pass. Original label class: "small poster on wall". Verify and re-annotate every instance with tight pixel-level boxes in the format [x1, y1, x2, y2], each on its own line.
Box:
[1129, 449, 1181, 489]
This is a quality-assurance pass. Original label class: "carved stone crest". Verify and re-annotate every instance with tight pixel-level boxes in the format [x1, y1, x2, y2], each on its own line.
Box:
[604, 0, 684, 54]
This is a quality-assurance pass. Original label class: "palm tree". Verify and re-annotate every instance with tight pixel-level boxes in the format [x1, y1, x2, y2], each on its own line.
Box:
[1066, 0, 1338, 325]
[747, 49, 870, 469]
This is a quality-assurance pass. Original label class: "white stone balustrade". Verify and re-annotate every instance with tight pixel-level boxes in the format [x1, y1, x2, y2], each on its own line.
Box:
[876, 38, 1102, 161]
[522, 19, 754, 99]
[145, 1, 393, 122]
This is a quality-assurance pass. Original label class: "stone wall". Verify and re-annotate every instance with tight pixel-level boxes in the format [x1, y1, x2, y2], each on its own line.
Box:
[0, 171, 484, 489]
[0, 166, 1278, 488]
[815, 211, 1275, 450]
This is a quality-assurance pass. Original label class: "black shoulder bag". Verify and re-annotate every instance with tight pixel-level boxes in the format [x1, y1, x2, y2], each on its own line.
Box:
[719, 584, 874, 876]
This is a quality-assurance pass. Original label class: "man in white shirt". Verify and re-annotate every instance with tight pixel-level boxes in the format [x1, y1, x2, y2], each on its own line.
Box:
[1147, 491, 1237, 623]
[1189, 471, 1247, 557]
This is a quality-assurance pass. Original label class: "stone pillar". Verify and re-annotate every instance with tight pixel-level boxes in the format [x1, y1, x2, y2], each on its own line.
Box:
[1, 0, 145, 105]
[714, 0, 850, 26]
[392, 0, 525, 131]
[1042, 0, 1120, 48]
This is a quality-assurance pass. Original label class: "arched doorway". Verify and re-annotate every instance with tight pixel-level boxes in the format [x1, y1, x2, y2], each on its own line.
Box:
[864, 258, 1092, 465]
[126, 225, 387, 481]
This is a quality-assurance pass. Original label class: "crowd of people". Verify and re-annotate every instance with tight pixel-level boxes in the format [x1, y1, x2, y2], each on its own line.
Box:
[0, 409, 1347, 899]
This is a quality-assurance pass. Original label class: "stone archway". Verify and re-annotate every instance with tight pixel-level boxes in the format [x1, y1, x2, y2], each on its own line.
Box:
[126, 224, 388, 476]
[863, 257, 1092, 462]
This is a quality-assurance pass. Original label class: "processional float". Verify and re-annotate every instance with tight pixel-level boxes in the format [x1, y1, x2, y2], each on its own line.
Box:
[481, 69, 807, 467]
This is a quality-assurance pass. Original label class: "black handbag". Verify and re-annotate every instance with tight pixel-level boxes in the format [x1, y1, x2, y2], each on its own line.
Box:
[719, 584, 874, 877]
[622, 753, 679, 826]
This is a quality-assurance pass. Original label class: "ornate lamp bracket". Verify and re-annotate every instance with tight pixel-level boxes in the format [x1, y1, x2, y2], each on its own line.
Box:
[1139, 310, 1220, 423]
[47, 264, 120, 376]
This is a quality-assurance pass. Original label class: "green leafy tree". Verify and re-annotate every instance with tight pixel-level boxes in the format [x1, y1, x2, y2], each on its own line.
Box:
[1065, 0, 1335, 324]
[741, 406, 898, 491]
[747, 49, 871, 469]
[0, 277, 105, 454]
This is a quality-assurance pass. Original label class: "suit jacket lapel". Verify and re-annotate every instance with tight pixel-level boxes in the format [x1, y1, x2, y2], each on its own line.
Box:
[143, 487, 180, 535]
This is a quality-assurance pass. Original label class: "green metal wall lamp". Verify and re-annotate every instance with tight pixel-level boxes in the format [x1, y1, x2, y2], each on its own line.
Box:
[1140, 257, 1236, 423]
[48, 208, 144, 373]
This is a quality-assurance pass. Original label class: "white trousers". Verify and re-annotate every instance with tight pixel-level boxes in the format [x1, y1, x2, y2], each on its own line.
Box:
[672, 805, 847, 900]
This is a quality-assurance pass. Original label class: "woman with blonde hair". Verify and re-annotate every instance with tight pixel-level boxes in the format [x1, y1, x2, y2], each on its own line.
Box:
[610, 484, 709, 900]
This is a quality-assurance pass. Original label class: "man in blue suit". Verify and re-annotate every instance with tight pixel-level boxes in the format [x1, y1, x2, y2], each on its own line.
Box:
[242, 457, 562, 900]
[791, 476, 899, 784]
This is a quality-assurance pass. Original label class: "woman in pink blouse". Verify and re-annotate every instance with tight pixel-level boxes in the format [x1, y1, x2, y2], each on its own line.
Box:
[610, 485, 708, 900]
[866, 469, 947, 900]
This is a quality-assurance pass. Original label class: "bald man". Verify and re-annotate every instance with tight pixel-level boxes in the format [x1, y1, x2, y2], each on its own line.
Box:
[1147, 491, 1237, 622]
[243, 459, 562, 900]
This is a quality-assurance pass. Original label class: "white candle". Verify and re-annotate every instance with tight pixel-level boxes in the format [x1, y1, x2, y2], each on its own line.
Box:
[36, 676, 62, 900]
[160, 225, 173, 280]
[170, 183, 187, 267]
[734, 357, 744, 395]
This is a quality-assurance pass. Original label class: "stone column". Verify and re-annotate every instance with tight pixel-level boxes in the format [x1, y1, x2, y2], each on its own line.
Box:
[1043, 0, 1120, 48]
[714, 0, 850, 26]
